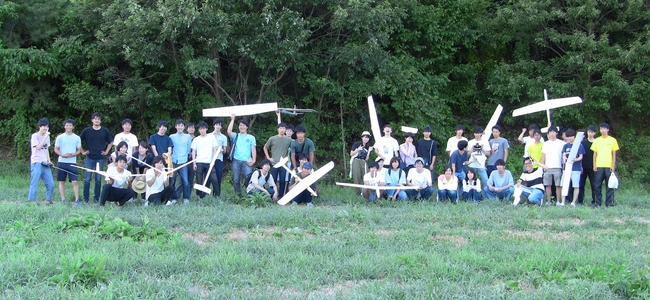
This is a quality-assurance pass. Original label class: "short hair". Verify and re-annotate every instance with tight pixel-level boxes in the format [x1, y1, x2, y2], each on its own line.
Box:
[121, 119, 133, 125]
[587, 125, 598, 132]
[285, 124, 295, 131]
[63, 119, 76, 127]
[423, 125, 432, 132]
[297, 153, 309, 161]
[153, 156, 164, 164]
[197, 121, 208, 129]
[368, 162, 379, 169]
[91, 112, 103, 120]
[599, 122, 610, 129]
[547, 126, 558, 133]
[389, 157, 400, 166]
[115, 155, 128, 163]
[237, 119, 249, 127]
[213, 118, 223, 126]
[492, 125, 502, 132]
[157, 120, 169, 128]
[259, 159, 272, 168]
[138, 141, 150, 151]
[116, 141, 129, 152]
[564, 128, 576, 137]
[473, 126, 483, 134]
[533, 130, 542, 136]
[457, 140, 468, 151]
[528, 124, 539, 131]
[454, 124, 464, 131]
[495, 159, 506, 166]
[523, 157, 532, 164]
[38, 118, 49, 127]
[383, 124, 393, 130]
[443, 164, 453, 173]
[187, 122, 195, 128]
[277, 122, 286, 128]
[175, 119, 185, 125]
[295, 124, 306, 133]
[466, 168, 477, 179]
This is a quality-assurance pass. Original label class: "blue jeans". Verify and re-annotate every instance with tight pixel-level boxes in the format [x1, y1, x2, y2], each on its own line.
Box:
[83, 158, 105, 202]
[248, 187, 274, 195]
[455, 171, 466, 200]
[386, 188, 408, 200]
[271, 166, 287, 198]
[28, 163, 54, 201]
[438, 189, 458, 202]
[172, 163, 190, 200]
[593, 168, 615, 206]
[406, 186, 435, 200]
[463, 190, 483, 201]
[522, 188, 544, 205]
[483, 186, 514, 201]
[472, 168, 489, 190]
[232, 159, 252, 195]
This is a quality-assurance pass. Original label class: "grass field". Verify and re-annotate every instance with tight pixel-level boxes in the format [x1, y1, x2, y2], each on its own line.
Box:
[2, 162, 649, 299]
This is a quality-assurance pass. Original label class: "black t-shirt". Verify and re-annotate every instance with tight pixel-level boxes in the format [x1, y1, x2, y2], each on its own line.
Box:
[416, 139, 438, 165]
[581, 139, 594, 170]
[80, 126, 112, 160]
[351, 141, 370, 160]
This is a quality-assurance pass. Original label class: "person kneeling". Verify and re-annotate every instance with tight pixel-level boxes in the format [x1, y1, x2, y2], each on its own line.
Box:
[438, 165, 458, 202]
[363, 162, 385, 202]
[246, 159, 278, 201]
[513, 157, 546, 206]
[100, 155, 135, 206]
[145, 156, 175, 205]
[288, 162, 317, 206]
[483, 159, 514, 201]
[406, 158, 435, 200]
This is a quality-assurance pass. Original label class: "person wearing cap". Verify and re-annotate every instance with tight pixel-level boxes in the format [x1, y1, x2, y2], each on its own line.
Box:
[561, 128, 586, 206]
[446, 125, 468, 156]
[362, 161, 385, 202]
[375, 156, 387, 180]
[209, 118, 228, 198]
[28, 118, 55, 205]
[467, 126, 491, 186]
[577, 125, 598, 205]
[400, 132, 417, 174]
[145, 156, 175, 205]
[290, 124, 316, 170]
[100, 155, 136, 206]
[227, 113, 257, 197]
[264, 122, 292, 198]
[80, 112, 113, 203]
[349, 131, 373, 194]
[406, 157, 435, 200]
[415, 125, 438, 180]
[591, 122, 619, 207]
[374, 124, 399, 169]
[385, 157, 408, 201]
[487, 125, 510, 176]
[191, 121, 220, 198]
[541, 125, 565, 204]
[484, 159, 514, 201]
[149, 120, 173, 157]
[54, 119, 82, 205]
[112, 119, 139, 157]
[288, 161, 317, 206]
[246, 159, 278, 201]
[169, 119, 193, 204]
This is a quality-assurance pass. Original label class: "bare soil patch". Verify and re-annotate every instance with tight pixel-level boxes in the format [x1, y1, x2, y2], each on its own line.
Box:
[183, 232, 214, 246]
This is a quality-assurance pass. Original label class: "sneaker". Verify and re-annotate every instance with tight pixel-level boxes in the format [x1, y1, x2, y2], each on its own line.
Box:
[144, 201, 149, 207]
[183, 199, 190, 204]
[166, 200, 174, 206]
[306, 202, 314, 207]
[556, 202, 565, 206]
[75, 200, 82, 206]
[127, 197, 133, 202]
[61, 200, 66, 204]
[571, 203, 576, 207]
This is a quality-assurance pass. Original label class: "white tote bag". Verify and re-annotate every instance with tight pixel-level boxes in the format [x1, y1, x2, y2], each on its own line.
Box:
[608, 172, 619, 189]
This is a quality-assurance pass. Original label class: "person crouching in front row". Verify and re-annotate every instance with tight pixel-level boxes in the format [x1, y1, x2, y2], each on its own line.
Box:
[145, 156, 175, 206]
[100, 155, 135, 206]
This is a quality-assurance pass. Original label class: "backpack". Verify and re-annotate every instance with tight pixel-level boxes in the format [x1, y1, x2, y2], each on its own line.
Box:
[387, 168, 403, 182]
[245, 169, 271, 186]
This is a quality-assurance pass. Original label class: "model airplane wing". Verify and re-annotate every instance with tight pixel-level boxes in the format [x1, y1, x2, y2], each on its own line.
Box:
[335, 182, 420, 190]
[367, 95, 382, 142]
[561, 132, 585, 197]
[401, 126, 418, 134]
[512, 97, 582, 117]
[278, 107, 317, 113]
[483, 104, 504, 140]
[277, 161, 334, 205]
[203, 103, 278, 117]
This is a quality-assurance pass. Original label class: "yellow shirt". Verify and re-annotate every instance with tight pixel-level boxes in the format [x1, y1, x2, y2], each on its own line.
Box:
[591, 136, 619, 168]
[528, 141, 544, 162]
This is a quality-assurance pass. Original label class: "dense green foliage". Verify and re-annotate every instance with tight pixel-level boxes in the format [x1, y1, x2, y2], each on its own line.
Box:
[1, 0, 649, 179]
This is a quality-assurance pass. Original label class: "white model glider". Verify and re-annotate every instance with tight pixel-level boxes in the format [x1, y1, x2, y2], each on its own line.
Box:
[279, 105, 317, 116]
[561, 131, 585, 197]
[273, 157, 317, 196]
[277, 161, 334, 205]
[203, 103, 278, 117]
[483, 104, 504, 140]
[367, 95, 381, 142]
[73, 163, 145, 180]
[512, 89, 583, 133]
[127, 153, 198, 178]
[335, 182, 420, 199]
[401, 126, 419, 134]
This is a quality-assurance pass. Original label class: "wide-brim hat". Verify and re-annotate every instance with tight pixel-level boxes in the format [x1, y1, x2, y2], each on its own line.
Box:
[361, 131, 371, 137]
[132, 180, 146, 194]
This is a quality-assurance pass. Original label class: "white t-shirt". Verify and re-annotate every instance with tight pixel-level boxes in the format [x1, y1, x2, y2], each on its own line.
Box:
[467, 138, 490, 168]
[363, 172, 385, 186]
[191, 135, 218, 163]
[374, 136, 399, 162]
[145, 168, 166, 200]
[407, 169, 432, 187]
[542, 139, 565, 168]
[113, 132, 139, 156]
[446, 136, 468, 153]
[246, 170, 276, 193]
[105, 166, 131, 189]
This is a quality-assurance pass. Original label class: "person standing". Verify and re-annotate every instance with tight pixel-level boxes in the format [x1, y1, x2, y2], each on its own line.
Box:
[487, 125, 509, 176]
[577, 125, 597, 205]
[112, 119, 139, 157]
[591, 123, 619, 207]
[54, 119, 82, 205]
[415, 125, 438, 179]
[264, 123, 292, 197]
[561, 129, 585, 206]
[227, 114, 257, 197]
[191, 122, 220, 199]
[169, 119, 193, 204]
[28, 118, 55, 205]
[374, 124, 399, 168]
[210, 118, 229, 197]
[80, 112, 113, 203]
[467, 126, 491, 186]
[399, 132, 417, 173]
[446, 125, 467, 156]
[149, 120, 173, 157]
[540, 126, 564, 204]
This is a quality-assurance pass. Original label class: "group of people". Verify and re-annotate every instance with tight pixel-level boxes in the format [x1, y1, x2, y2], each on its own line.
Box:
[351, 123, 619, 207]
[27, 111, 319, 207]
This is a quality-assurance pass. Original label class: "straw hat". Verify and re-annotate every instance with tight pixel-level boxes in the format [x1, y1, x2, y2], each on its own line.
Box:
[132, 180, 146, 194]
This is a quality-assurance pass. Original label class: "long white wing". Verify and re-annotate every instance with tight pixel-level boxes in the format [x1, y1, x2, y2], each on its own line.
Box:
[512, 97, 582, 117]
[203, 103, 278, 117]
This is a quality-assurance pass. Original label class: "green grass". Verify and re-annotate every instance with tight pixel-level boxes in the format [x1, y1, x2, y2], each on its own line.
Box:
[2, 163, 650, 299]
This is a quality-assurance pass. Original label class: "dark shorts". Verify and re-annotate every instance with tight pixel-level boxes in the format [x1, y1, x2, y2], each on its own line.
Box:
[57, 162, 79, 181]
